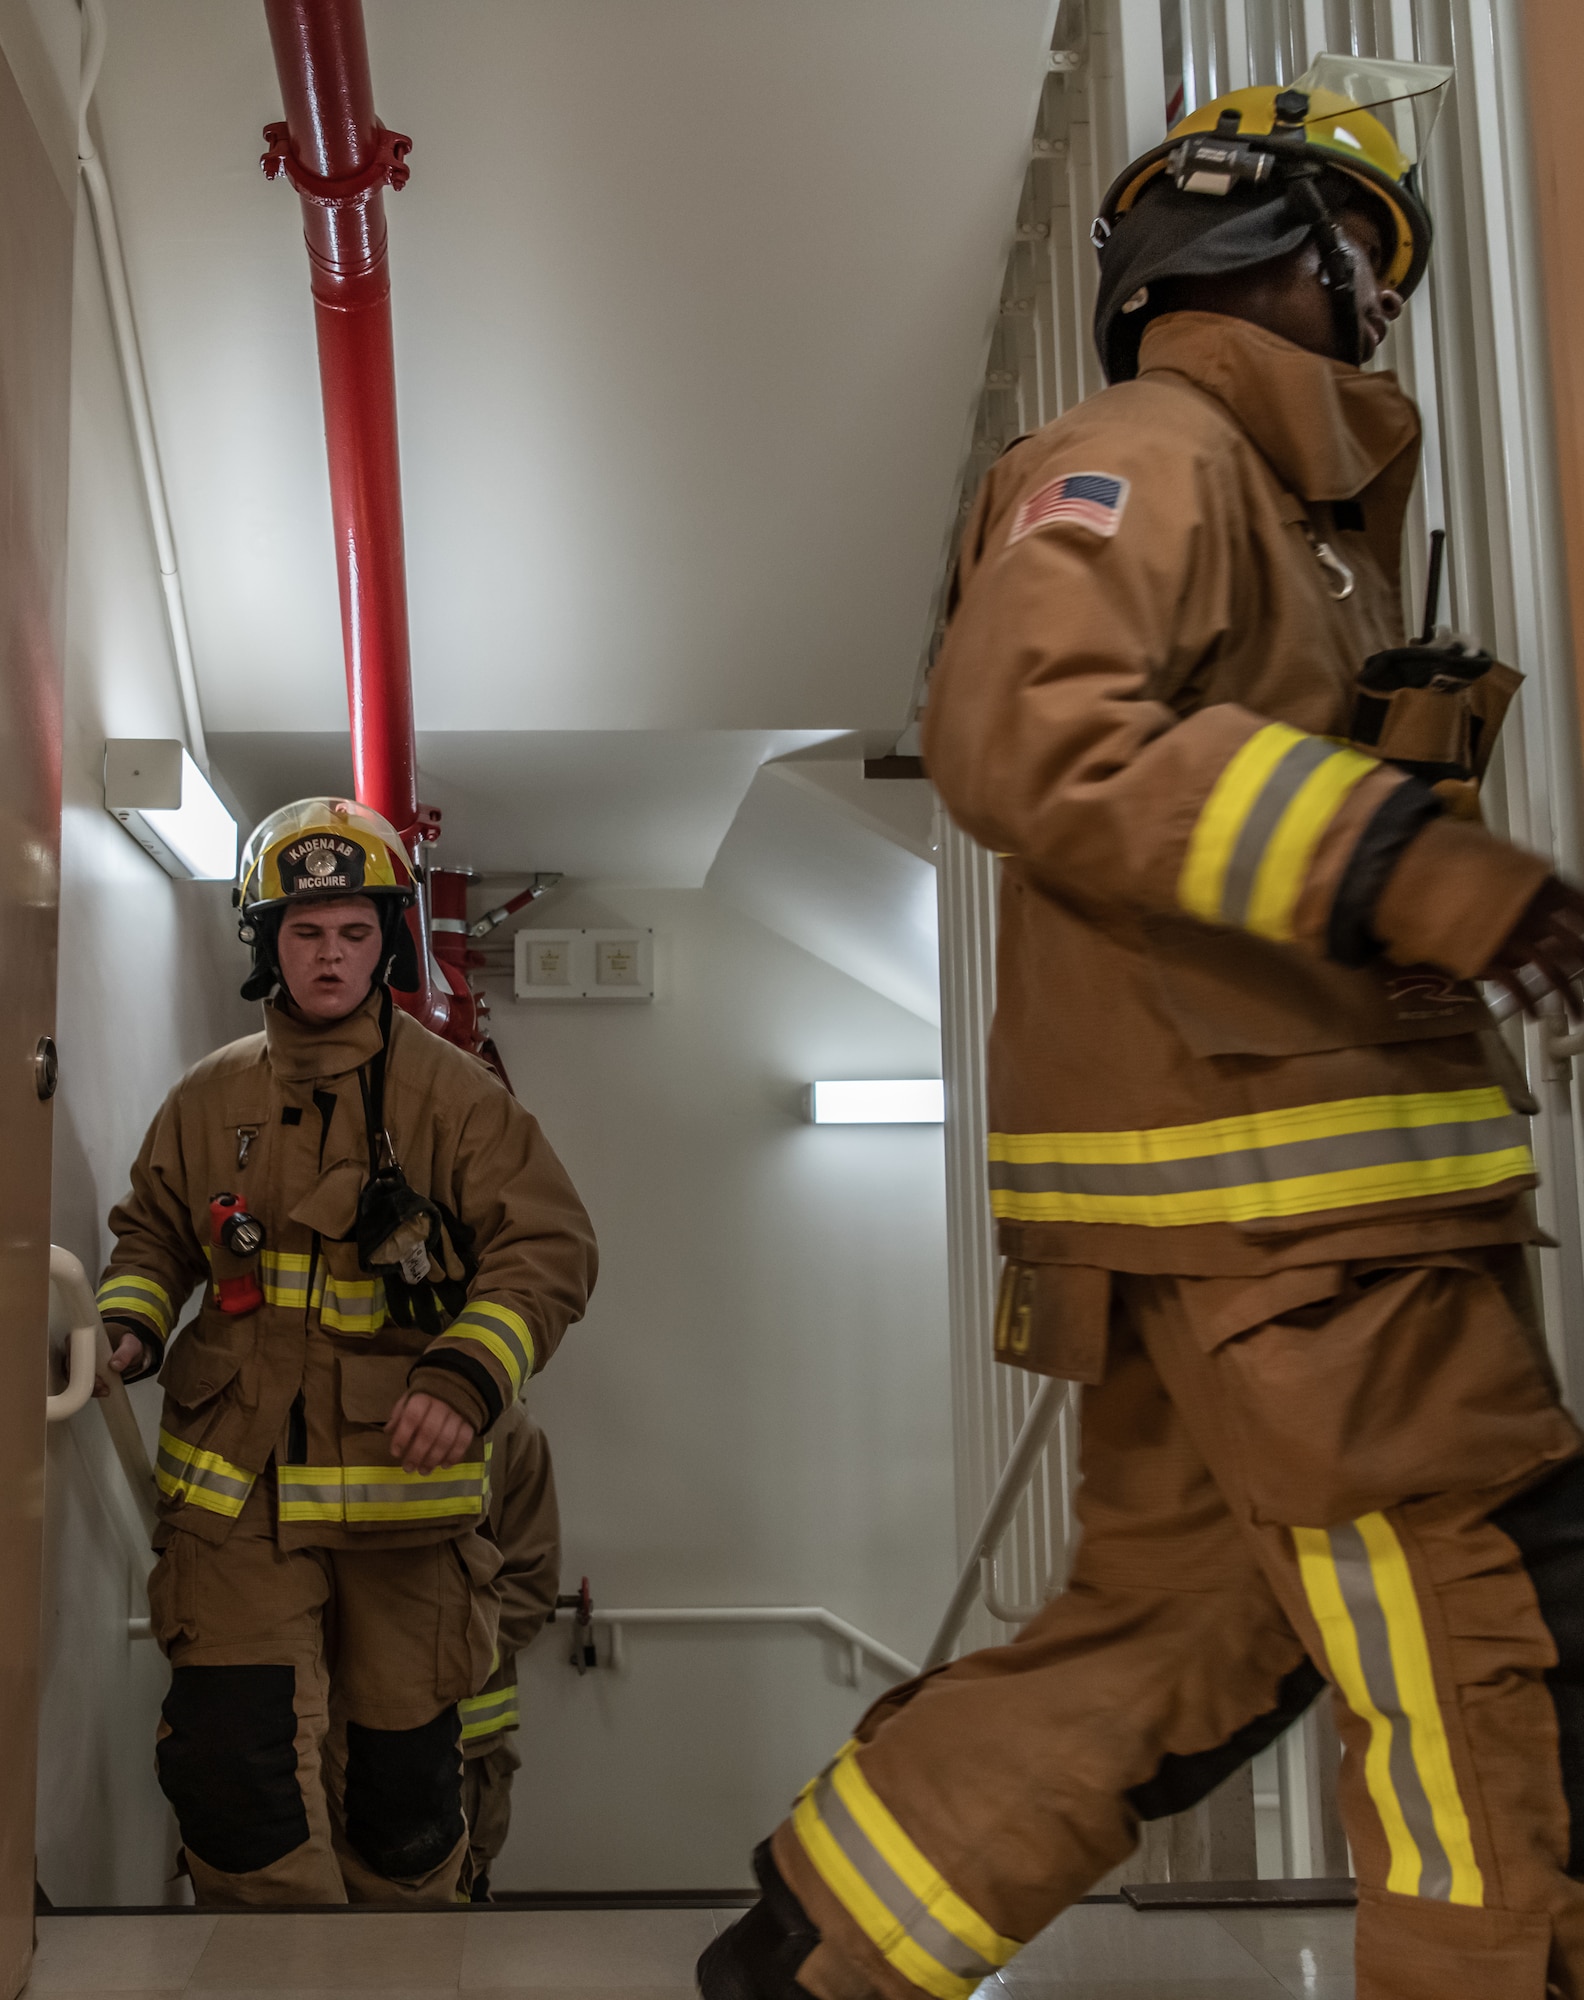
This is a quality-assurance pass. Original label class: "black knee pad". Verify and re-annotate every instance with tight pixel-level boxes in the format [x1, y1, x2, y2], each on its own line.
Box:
[1494, 1455, 1584, 1875]
[345, 1706, 463, 1882]
[157, 1664, 309, 1875]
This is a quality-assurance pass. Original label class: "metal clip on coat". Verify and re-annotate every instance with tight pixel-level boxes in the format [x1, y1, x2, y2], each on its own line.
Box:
[209, 1193, 266, 1315]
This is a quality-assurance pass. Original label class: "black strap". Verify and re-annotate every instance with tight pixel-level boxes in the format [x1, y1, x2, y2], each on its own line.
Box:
[356, 988, 396, 1174]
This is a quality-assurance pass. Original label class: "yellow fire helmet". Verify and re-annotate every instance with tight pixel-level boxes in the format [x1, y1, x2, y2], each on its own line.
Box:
[1093, 55, 1450, 381]
[235, 796, 418, 1000]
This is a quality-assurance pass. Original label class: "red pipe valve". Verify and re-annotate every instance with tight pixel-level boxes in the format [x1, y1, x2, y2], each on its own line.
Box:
[209, 1193, 266, 1315]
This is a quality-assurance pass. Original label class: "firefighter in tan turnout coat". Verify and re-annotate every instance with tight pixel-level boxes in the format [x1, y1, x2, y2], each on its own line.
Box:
[701, 66, 1584, 2000]
[456, 1402, 561, 1899]
[98, 797, 596, 1907]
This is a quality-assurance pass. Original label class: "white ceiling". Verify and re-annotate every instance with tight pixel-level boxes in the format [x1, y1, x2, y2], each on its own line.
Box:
[89, 0, 1053, 952]
[95, 0, 1054, 741]
[707, 764, 940, 1022]
[210, 729, 838, 885]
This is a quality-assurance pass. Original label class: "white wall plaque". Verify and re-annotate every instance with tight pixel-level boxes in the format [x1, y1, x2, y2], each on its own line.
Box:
[514, 928, 655, 1002]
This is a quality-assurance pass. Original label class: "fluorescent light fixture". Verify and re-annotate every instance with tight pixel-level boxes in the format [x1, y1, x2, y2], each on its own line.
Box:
[104, 740, 237, 881]
[807, 1079, 944, 1124]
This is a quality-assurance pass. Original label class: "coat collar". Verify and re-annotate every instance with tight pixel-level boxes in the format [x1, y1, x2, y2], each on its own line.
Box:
[263, 985, 386, 1083]
[1137, 311, 1421, 503]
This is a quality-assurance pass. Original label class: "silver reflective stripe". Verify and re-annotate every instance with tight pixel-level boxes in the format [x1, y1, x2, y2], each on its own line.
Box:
[811, 1768, 1000, 1985]
[461, 1689, 517, 1725]
[155, 1443, 253, 1510]
[988, 1113, 1530, 1201]
[340, 1476, 485, 1508]
[276, 1480, 344, 1509]
[1219, 734, 1339, 926]
[1329, 1523, 1454, 1900]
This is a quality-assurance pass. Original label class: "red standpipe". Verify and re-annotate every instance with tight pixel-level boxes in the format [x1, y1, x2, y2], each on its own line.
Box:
[260, 0, 451, 1039]
[429, 866, 514, 1090]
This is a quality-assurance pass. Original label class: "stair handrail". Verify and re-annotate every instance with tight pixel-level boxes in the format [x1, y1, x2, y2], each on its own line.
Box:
[922, 1377, 1067, 1671]
[47, 1244, 160, 1545]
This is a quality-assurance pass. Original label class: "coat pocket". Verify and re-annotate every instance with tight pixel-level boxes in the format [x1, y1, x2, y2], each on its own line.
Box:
[993, 1261, 1110, 1382]
[338, 1350, 416, 1432]
[160, 1323, 251, 1412]
[1177, 1257, 1576, 1526]
[315, 1236, 387, 1338]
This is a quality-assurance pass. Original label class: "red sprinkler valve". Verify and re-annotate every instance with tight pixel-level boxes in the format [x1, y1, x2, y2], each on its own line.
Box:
[209, 1193, 265, 1314]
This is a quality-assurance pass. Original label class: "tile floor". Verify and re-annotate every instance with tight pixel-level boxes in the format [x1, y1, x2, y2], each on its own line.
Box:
[22, 1904, 1356, 2000]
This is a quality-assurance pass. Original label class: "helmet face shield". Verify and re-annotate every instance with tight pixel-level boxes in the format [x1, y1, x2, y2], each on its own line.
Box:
[1292, 55, 1452, 172]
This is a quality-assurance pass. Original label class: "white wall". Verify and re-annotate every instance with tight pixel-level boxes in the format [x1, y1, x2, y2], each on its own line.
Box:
[36, 183, 253, 1909]
[489, 885, 954, 1891]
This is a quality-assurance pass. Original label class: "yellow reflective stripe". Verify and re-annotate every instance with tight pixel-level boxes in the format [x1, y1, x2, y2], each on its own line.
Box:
[1294, 1525, 1421, 1895]
[1295, 1519, 1484, 1906]
[276, 1459, 489, 1524]
[312, 1272, 387, 1333]
[97, 1273, 175, 1337]
[1355, 1513, 1484, 1906]
[829, 1746, 1018, 1971]
[154, 1428, 255, 1519]
[437, 1302, 535, 1396]
[990, 1090, 1513, 1166]
[988, 1089, 1532, 1229]
[1244, 742, 1376, 941]
[792, 1784, 973, 2000]
[1179, 722, 1379, 941]
[460, 1688, 520, 1740]
[260, 1250, 311, 1308]
[989, 1152, 1535, 1228]
[1179, 723, 1305, 923]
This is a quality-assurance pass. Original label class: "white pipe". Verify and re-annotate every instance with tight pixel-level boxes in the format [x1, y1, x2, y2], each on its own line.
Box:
[922, 1377, 1067, 1672]
[594, 1607, 919, 1685]
[76, 0, 209, 772]
[46, 1246, 101, 1422]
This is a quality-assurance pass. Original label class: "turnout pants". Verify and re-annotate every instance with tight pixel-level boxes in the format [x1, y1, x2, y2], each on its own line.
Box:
[149, 1477, 500, 1907]
[774, 1249, 1584, 2000]
[461, 1732, 522, 1896]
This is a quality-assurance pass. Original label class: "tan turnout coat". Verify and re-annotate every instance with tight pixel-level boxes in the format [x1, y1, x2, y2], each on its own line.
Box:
[100, 988, 596, 1549]
[923, 311, 1549, 1318]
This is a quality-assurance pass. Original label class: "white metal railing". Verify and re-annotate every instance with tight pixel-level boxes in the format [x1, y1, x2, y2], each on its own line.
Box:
[923, 1379, 1067, 1671]
[46, 1246, 102, 1423]
[593, 1607, 918, 1685]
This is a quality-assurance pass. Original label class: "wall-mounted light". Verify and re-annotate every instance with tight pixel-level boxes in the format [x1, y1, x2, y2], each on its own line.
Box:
[104, 740, 237, 881]
[806, 1080, 944, 1124]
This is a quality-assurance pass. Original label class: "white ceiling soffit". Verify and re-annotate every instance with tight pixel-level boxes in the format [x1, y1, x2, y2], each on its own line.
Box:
[707, 764, 940, 1024]
[93, 0, 1057, 737]
[209, 729, 836, 885]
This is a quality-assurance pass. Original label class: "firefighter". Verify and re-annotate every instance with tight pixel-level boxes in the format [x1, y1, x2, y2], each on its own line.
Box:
[320, 1399, 561, 1900]
[701, 68, 1584, 2000]
[457, 1401, 561, 1900]
[97, 797, 596, 1908]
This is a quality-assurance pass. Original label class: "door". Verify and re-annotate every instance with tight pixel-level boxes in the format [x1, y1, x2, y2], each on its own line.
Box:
[0, 33, 75, 1999]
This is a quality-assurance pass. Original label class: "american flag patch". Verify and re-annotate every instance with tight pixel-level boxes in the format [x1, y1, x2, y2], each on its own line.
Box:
[1008, 471, 1130, 546]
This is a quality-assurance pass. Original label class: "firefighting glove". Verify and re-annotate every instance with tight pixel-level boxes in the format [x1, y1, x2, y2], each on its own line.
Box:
[355, 1168, 441, 1286]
